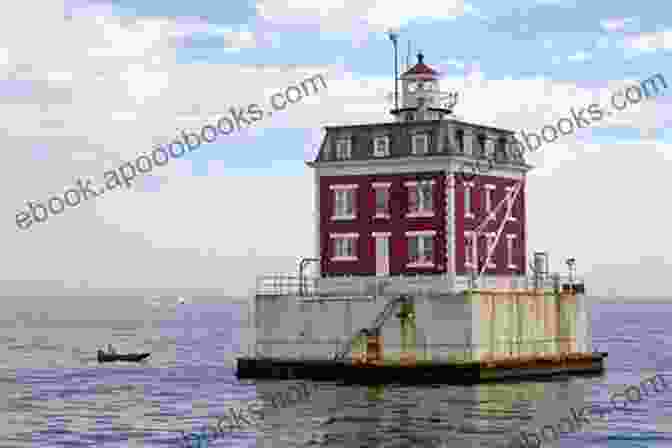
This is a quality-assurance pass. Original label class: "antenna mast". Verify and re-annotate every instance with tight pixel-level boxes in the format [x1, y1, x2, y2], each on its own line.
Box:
[406, 40, 411, 71]
[388, 31, 400, 112]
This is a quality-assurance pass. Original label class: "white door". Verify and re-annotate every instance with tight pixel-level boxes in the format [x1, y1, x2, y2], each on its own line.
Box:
[375, 237, 389, 276]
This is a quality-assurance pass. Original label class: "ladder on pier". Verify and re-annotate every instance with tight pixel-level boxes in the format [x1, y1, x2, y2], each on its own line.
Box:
[333, 295, 408, 360]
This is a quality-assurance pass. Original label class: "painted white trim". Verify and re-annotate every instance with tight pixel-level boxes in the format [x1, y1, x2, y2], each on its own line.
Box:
[329, 184, 359, 190]
[465, 213, 475, 219]
[463, 181, 475, 187]
[329, 233, 359, 238]
[406, 262, 435, 268]
[312, 158, 528, 180]
[404, 180, 436, 187]
[312, 157, 529, 179]
[508, 264, 518, 269]
[446, 172, 456, 277]
[374, 213, 391, 219]
[406, 211, 435, 218]
[330, 256, 358, 261]
[485, 184, 496, 190]
[406, 230, 437, 236]
[371, 182, 392, 188]
[372, 232, 392, 237]
[506, 234, 517, 239]
[331, 215, 356, 221]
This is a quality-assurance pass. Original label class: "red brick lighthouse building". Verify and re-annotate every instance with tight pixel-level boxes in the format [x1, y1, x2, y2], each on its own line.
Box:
[248, 53, 595, 372]
[307, 53, 530, 295]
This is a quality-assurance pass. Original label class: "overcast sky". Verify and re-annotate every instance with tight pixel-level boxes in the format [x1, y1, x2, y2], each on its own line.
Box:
[3, 0, 671, 298]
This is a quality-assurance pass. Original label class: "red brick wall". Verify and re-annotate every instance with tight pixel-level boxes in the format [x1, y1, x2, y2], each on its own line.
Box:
[320, 172, 445, 276]
[454, 174, 526, 276]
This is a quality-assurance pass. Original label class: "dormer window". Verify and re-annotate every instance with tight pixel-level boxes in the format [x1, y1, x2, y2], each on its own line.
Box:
[335, 138, 351, 160]
[496, 137, 507, 161]
[455, 129, 464, 153]
[374, 136, 389, 157]
[477, 135, 487, 157]
[412, 134, 428, 155]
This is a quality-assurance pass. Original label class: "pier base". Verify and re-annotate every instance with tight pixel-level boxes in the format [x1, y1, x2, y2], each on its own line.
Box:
[236, 352, 607, 385]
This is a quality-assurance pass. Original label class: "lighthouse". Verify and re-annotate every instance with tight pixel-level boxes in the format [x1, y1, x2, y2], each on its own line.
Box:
[240, 52, 604, 383]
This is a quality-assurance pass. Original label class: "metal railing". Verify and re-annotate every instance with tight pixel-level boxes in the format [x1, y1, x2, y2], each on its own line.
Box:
[464, 274, 585, 291]
[255, 273, 586, 297]
[255, 274, 318, 297]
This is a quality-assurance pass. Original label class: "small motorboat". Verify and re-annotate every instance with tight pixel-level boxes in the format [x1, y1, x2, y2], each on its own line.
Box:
[97, 349, 150, 363]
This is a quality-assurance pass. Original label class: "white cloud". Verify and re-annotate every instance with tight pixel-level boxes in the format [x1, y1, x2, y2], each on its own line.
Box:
[624, 30, 672, 52]
[255, 0, 467, 32]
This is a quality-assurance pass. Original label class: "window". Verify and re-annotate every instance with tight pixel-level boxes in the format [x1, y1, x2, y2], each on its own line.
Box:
[408, 235, 434, 266]
[330, 233, 358, 260]
[407, 180, 434, 215]
[497, 138, 507, 162]
[465, 232, 476, 267]
[477, 135, 486, 157]
[412, 134, 428, 155]
[505, 186, 517, 221]
[485, 233, 497, 268]
[485, 186, 495, 214]
[406, 113, 415, 121]
[374, 136, 389, 157]
[333, 189, 356, 219]
[464, 184, 473, 217]
[455, 129, 464, 153]
[375, 188, 389, 217]
[507, 235, 517, 268]
[335, 138, 351, 160]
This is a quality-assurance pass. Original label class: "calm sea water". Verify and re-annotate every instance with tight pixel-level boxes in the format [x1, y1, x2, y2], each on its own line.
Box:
[0, 296, 671, 448]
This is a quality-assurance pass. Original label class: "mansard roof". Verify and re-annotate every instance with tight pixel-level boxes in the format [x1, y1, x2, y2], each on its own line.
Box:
[308, 119, 529, 166]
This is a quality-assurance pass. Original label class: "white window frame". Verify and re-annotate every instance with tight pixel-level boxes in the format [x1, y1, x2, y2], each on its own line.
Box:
[505, 186, 518, 221]
[330, 185, 358, 220]
[335, 138, 351, 160]
[485, 232, 497, 268]
[373, 136, 390, 157]
[373, 183, 391, 219]
[329, 233, 359, 261]
[463, 181, 474, 218]
[485, 184, 496, 216]
[506, 234, 517, 269]
[405, 180, 435, 217]
[464, 231, 476, 268]
[405, 230, 436, 267]
[411, 134, 428, 155]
